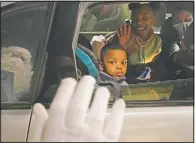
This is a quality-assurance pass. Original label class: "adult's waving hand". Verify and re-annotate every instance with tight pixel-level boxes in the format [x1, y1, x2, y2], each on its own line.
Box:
[117, 25, 132, 50]
[28, 76, 125, 142]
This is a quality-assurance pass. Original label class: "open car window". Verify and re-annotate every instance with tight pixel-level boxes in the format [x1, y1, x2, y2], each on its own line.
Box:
[76, 1, 194, 105]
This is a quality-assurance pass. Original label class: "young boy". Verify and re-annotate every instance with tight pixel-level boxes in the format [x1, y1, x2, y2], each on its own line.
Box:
[98, 43, 128, 85]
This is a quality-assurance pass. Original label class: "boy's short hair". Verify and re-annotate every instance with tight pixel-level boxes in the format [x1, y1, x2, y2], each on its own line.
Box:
[100, 43, 126, 62]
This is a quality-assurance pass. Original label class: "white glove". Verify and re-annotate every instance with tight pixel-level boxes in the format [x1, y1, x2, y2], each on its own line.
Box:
[28, 75, 125, 142]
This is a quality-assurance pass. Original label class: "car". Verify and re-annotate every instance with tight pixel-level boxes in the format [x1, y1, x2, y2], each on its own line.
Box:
[1, 1, 194, 142]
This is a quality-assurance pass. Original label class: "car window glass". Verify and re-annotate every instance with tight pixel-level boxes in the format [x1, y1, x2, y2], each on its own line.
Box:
[80, 3, 129, 33]
[76, 2, 194, 103]
[1, 3, 49, 103]
[80, 3, 167, 35]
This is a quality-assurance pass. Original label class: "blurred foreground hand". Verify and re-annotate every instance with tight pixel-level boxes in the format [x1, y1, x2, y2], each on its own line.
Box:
[28, 76, 125, 142]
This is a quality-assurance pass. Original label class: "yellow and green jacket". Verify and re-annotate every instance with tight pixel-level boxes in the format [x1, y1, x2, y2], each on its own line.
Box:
[126, 30, 162, 65]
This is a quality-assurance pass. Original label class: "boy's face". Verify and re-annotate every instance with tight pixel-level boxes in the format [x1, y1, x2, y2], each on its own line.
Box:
[102, 49, 127, 79]
[131, 5, 154, 36]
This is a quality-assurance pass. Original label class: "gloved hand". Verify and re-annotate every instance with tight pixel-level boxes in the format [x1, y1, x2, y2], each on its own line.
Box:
[28, 76, 125, 142]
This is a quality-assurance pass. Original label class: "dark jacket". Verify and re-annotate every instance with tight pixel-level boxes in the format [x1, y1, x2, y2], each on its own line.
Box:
[98, 71, 128, 86]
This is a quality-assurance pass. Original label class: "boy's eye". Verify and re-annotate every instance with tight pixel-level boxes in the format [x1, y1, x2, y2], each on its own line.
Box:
[122, 61, 127, 65]
[109, 61, 116, 65]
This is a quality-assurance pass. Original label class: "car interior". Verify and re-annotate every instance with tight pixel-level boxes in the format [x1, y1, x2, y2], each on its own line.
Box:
[38, 2, 193, 104]
[40, 2, 193, 103]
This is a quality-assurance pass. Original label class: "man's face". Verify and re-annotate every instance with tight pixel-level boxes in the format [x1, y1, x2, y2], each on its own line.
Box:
[172, 10, 193, 40]
[102, 49, 127, 79]
[176, 10, 193, 23]
[131, 5, 154, 36]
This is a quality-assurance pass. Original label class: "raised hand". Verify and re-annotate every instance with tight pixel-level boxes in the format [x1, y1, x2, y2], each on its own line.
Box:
[28, 76, 125, 142]
[117, 25, 131, 50]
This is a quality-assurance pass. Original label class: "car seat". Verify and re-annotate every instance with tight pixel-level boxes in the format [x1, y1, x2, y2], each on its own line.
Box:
[75, 46, 99, 78]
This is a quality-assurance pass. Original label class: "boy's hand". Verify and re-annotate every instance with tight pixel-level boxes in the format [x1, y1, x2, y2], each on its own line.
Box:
[28, 76, 125, 142]
[117, 25, 131, 50]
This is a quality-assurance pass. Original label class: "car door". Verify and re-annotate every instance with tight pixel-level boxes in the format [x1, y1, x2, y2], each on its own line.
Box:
[118, 79, 193, 142]
[1, 2, 55, 142]
[25, 1, 193, 142]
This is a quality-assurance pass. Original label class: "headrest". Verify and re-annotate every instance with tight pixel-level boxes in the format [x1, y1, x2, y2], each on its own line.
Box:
[154, 2, 167, 27]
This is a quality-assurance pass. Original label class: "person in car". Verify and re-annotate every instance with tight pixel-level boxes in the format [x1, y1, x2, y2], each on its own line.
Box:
[114, 3, 162, 64]
[171, 21, 194, 78]
[160, 7, 193, 79]
[98, 43, 128, 85]
[160, 7, 193, 54]
[161, 7, 193, 47]
[110, 3, 163, 83]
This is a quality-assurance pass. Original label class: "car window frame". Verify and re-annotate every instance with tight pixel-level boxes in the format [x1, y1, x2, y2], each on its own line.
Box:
[30, 1, 82, 107]
[1, 2, 56, 110]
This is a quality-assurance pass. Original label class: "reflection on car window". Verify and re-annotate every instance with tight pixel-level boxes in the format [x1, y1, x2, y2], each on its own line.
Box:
[1, 3, 48, 103]
[80, 4, 128, 32]
[77, 2, 194, 103]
